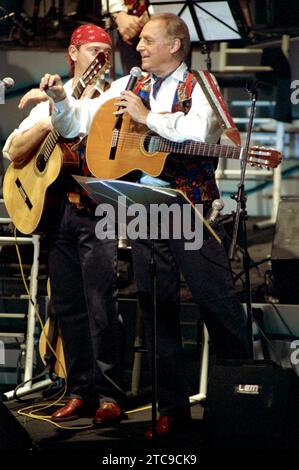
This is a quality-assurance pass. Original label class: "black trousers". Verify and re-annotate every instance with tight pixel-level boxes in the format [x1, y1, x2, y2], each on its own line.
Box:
[130, 227, 252, 418]
[47, 201, 125, 405]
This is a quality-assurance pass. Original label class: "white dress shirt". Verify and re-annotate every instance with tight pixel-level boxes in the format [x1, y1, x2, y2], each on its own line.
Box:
[51, 63, 221, 145]
[3, 80, 73, 160]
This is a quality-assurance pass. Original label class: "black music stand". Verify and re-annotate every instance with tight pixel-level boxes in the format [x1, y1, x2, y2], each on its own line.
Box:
[73, 175, 219, 444]
[150, 0, 247, 70]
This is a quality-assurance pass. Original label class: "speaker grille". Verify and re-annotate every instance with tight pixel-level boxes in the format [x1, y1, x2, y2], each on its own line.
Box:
[204, 362, 299, 437]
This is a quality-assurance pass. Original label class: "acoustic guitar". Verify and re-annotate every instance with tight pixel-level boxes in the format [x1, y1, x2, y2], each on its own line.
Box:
[39, 279, 66, 379]
[86, 98, 282, 180]
[3, 51, 110, 235]
[39, 317, 66, 379]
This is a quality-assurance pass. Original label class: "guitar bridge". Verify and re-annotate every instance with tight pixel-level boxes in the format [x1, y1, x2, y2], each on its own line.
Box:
[16, 178, 33, 210]
[109, 129, 120, 160]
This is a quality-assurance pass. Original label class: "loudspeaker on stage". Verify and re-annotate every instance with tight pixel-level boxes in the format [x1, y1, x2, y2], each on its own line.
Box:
[203, 360, 299, 450]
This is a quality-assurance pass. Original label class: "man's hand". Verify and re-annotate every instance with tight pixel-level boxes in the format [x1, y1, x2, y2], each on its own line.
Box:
[115, 12, 143, 44]
[18, 88, 50, 110]
[114, 91, 149, 124]
[40, 73, 66, 102]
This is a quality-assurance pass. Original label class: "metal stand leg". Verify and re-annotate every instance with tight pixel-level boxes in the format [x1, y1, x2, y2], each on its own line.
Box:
[189, 324, 209, 404]
[149, 240, 158, 444]
[129, 302, 143, 396]
[2, 234, 53, 400]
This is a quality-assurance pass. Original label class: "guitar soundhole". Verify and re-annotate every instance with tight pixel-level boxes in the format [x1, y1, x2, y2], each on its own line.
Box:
[36, 154, 46, 172]
[143, 133, 159, 154]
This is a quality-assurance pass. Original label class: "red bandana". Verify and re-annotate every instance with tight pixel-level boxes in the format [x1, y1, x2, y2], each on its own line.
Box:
[68, 24, 112, 65]
[70, 24, 112, 47]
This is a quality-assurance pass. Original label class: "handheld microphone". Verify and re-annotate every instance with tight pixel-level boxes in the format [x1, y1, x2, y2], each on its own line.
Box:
[114, 66, 142, 129]
[206, 199, 224, 226]
[127, 66, 142, 86]
[119, 66, 142, 107]
[0, 77, 15, 89]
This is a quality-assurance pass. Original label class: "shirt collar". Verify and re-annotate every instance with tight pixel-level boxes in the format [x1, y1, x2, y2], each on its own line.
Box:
[150, 62, 188, 85]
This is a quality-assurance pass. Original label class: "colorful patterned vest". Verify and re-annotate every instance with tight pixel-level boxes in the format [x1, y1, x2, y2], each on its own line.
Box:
[135, 69, 220, 211]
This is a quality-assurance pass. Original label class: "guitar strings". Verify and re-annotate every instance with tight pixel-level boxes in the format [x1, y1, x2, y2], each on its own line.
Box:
[101, 130, 275, 164]
[112, 130, 240, 156]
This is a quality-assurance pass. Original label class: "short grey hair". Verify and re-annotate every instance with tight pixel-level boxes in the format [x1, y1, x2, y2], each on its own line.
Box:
[150, 13, 190, 61]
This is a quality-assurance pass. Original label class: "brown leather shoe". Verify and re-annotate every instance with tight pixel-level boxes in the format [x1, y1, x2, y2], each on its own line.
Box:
[93, 401, 123, 425]
[51, 398, 86, 422]
[145, 416, 179, 439]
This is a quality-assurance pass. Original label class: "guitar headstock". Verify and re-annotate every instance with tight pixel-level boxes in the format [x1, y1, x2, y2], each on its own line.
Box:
[247, 146, 282, 168]
[80, 50, 111, 87]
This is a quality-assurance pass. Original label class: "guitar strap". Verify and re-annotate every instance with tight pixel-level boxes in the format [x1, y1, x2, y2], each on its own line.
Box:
[191, 69, 241, 147]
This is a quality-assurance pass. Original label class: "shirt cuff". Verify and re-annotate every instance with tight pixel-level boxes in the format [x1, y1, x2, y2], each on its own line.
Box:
[52, 96, 70, 115]
[2, 129, 22, 160]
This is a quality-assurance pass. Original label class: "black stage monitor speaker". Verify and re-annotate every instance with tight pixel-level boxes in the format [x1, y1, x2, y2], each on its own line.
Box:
[0, 400, 36, 450]
[271, 196, 299, 304]
[203, 361, 299, 450]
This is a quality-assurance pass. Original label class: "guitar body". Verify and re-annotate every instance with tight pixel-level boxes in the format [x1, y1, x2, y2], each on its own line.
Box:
[39, 317, 66, 379]
[87, 98, 168, 179]
[3, 139, 80, 234]
[86, 99, 282, 179]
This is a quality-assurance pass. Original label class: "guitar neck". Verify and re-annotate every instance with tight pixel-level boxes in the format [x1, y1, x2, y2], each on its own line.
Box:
[72, 52, 107, 100]
[39, 51, 107, 157]
[72, 79, 85, 100]
[38, 78, 86, 160]
[156, 137, 242, 161]
[38, 129, 60, 163]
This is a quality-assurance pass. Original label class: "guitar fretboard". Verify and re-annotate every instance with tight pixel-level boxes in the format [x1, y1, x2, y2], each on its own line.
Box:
[156, 137, 242, 160]
[36, 52, 107, 172]
[40, 129, 60, 161]
[73, 80, 85, 100]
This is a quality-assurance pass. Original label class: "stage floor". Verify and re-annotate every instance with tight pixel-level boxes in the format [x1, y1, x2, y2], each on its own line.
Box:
[3, 388, 299, 461]
[1, 217, 298, 459]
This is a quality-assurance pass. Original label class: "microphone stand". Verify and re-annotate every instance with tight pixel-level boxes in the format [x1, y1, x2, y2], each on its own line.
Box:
[149, 238, 158, 445]
[200, 41, 212, 72]
[228, 80, 259, 356]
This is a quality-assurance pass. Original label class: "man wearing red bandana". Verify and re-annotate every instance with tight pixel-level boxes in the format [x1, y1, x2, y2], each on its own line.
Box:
[3, 25, 126, 425]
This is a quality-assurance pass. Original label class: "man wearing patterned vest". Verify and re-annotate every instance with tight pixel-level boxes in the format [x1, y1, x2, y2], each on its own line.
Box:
[40, 13, 253, 438]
